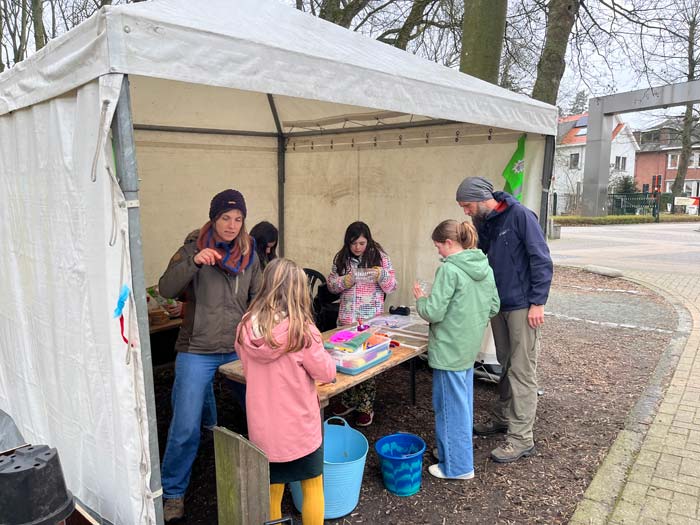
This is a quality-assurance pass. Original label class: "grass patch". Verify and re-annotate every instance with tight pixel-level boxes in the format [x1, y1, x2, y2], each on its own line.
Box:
[553, 214, 700, 226]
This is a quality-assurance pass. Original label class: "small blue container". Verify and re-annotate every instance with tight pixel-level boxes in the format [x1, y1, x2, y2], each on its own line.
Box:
[290, 417, 368, 519]
[375, 432, 426, 497]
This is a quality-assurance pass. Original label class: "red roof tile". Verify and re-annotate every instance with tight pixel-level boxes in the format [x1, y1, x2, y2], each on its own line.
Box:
[558, 112, 587, 123]
[560, 121, 625, 145]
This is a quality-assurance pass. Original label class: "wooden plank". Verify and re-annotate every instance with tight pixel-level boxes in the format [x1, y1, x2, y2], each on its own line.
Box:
[65, 503, 100, 525]
[213, 426, 269, 525]
[218, 322, 428, 408]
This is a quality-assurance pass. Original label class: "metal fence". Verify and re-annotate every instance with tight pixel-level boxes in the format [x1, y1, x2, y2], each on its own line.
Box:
[607, 192, 659, 216]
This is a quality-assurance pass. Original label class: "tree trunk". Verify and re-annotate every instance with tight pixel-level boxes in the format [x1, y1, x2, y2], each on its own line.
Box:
[31, 0, 46, 51]
[671, 18, 697, 213]
[394, 0, 433, 50]
[460, 0, 507, 84]
[319, 0, 370, 29]
[16, 0, 29, 64]
[0, 0, 5, 72]
[672, 104, 694, 213]
[531, 0, 580, 105]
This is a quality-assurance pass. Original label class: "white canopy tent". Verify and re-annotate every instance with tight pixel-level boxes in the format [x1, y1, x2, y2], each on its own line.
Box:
[0, 0, 557, 522]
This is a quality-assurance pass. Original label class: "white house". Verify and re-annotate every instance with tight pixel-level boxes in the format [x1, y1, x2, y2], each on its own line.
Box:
[553, 113, 639, 214]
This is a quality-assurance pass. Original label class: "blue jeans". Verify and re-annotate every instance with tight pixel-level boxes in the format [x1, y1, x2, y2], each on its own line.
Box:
[161, 351, 239, 498]
[433, 368, 474, 477]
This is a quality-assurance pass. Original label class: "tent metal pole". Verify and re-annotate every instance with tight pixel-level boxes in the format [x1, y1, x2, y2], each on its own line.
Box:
[267, 94, 285, 256]
[112, 75, 164, 525]
[133, 124, 278, 138]
[287, 118, 456, 137]
[539, 135, 555, 232]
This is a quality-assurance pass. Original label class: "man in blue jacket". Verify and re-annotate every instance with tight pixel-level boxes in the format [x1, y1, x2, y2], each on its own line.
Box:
[456, 176, 553, 463]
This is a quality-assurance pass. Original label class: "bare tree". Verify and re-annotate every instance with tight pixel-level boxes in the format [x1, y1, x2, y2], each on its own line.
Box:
[294, 0, 462, 61]
[1, 0, 31, 66]
[568, 89, 588, 115]
[0, 0, 4, 72]
[609, 0, 700, 209]
[318, 0, 373, 28]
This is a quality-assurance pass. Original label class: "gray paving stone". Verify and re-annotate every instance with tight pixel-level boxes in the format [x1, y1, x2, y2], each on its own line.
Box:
[671, 491, 698, 519]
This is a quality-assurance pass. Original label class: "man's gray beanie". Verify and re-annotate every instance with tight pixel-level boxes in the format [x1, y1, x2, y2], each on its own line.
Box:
[456, 176, 494, 202]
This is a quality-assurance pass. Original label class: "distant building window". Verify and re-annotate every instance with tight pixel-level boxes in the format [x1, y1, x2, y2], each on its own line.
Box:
[614, 156, 627, 171]
[569, 153, 580, 169]
[641, 130, 660, 144]
[652, 175, 663, 191]
[691, 152, 700, 168]
[575, 128, 588, 136]
[642, 184, 650, 193]
[668, 153, 679, 169]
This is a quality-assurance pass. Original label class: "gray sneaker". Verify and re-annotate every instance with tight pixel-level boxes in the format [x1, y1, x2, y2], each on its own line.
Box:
[473, 420, 508, 436]
[164, 497, 185, 523]
[490, 441, 535, 463]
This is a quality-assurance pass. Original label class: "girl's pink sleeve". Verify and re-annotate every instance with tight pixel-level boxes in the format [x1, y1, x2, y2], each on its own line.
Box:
[302, 325, 336, 383]
[327, 262, 346, 294]
[377, 252, 397, 294]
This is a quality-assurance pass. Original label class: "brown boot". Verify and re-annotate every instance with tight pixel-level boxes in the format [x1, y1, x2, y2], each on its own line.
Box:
[490, 440, 535, 463]
[163, 497, 185, 522]
[473, 420, 508, 436]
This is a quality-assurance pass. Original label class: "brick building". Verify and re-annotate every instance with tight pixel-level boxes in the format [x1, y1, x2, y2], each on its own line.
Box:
[633, 119, 700, 197]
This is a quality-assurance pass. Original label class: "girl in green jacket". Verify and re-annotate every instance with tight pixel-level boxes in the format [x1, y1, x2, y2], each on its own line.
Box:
[414, 220, 500, 480]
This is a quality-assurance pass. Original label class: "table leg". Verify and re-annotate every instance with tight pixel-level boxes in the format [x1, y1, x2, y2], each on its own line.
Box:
[410, 357, 416, 406]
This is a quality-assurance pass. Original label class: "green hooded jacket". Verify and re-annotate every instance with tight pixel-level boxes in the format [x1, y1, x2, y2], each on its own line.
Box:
[416, 249, 500, 371]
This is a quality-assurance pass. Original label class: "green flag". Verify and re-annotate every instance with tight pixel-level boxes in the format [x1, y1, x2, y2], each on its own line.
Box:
[502, 134, 526, 201]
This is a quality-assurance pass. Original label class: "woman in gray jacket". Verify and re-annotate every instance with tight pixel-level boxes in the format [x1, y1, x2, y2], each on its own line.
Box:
[158, 188, 261, 522]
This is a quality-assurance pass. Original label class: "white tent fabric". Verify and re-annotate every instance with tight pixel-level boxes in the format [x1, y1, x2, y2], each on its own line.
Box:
[0, 0, 557, 135]
[0, 2, 558, 523]
[0, 75, 155, 524]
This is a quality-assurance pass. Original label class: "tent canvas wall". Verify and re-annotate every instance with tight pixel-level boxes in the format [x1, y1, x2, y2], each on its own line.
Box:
[0, 0, 557, 522]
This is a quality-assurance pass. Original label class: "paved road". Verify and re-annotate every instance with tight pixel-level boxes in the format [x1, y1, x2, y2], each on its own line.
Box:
[550, 223, 700, 274]
[557, 223, 700, 524]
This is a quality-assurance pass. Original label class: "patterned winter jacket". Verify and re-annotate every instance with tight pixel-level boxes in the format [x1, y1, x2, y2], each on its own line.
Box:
[327, 252, 397, 326]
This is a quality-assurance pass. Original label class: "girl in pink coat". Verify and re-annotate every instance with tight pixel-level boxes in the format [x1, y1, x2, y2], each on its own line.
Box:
[236, 257, 336, 525]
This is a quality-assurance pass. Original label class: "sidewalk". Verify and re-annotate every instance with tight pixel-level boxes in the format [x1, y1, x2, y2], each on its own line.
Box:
[549, 225, 700, 524]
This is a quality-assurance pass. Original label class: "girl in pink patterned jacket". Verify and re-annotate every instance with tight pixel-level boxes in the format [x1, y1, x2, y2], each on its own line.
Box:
[327, 221, 397, 426]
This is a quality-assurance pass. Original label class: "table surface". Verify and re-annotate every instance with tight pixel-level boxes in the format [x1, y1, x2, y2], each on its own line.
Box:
[218, 322, 429, 408]
[149, 317, 182, 334]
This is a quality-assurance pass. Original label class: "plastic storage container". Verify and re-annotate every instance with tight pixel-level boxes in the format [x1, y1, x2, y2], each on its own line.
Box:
[290, 417, 368, 519]
[328, 333, 391, 370]
[352, 268, 376, 283]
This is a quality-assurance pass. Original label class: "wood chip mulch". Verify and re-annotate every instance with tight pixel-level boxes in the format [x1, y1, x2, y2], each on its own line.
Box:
[153, 266, 677, 524]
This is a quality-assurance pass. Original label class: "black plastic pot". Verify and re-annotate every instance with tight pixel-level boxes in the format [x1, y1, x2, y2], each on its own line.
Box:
[0, 445, 74, 525]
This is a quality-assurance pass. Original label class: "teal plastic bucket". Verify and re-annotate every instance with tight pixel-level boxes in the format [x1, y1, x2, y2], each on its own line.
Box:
[375, 432, 426, 496]
[290, 417, 368, 519]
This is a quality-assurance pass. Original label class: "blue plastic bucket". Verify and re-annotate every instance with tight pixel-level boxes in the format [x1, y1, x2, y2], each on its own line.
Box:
[290, 417, 368, 519]
[375, 432, 426, 496]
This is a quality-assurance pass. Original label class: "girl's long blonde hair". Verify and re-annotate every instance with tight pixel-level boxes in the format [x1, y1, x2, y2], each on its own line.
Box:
[431, 220, 478, 249]
[239, 258, 318, 353]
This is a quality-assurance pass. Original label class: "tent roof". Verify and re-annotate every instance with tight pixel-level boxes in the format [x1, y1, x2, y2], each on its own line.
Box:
[0, 0, 557, 135]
